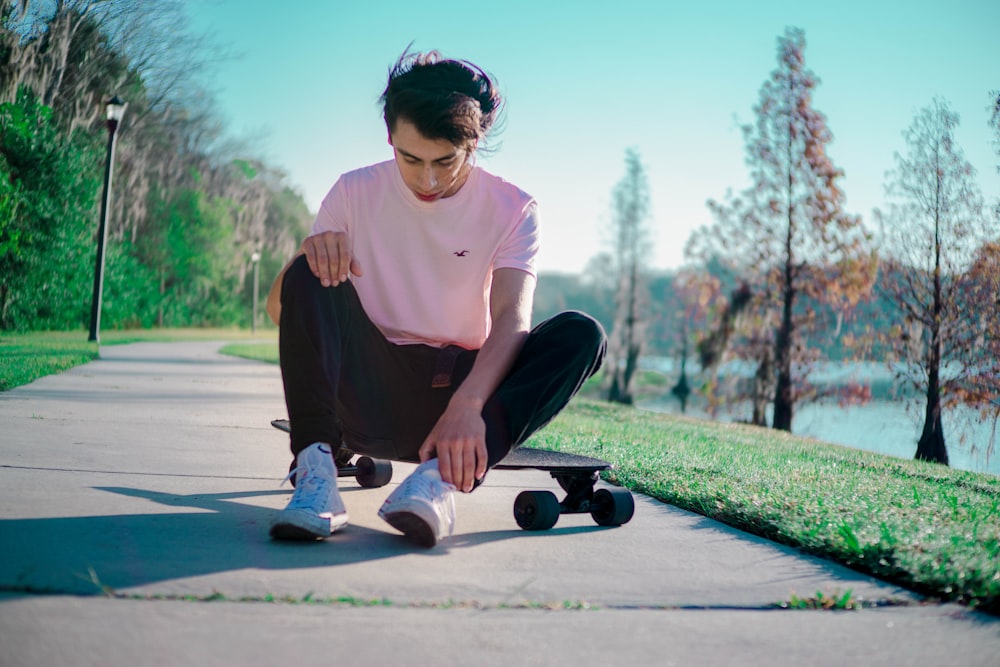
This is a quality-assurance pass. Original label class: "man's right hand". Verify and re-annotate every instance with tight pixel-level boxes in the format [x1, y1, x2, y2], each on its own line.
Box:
[301, 231, 363, 287]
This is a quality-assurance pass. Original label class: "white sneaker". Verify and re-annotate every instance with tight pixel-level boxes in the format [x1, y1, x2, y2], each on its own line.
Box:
[270, 442, 348, 540]
[378, 460, 456, 547]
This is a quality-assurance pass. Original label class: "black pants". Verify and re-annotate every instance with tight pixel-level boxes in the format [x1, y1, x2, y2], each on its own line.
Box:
[279, 255, 606, 473]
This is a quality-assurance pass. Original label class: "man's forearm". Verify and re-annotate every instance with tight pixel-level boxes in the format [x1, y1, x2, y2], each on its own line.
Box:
[450, 325, 528, 410]
[449, 268, 535, 409]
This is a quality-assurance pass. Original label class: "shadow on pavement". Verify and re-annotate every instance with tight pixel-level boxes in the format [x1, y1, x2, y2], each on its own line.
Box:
[0, 484, 608, 600]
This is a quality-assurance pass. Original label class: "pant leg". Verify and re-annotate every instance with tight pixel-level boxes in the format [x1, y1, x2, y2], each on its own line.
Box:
[479, 310, 607, 467]
[279, 255, 397, 456]
[279, 255, 461, 461]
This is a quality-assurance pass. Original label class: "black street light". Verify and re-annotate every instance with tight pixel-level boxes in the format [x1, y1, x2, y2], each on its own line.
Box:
[88, 96, 126, 343]
[251, 251, 261, 334]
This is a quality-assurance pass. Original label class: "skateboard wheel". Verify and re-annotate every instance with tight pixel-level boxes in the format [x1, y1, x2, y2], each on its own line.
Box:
[355, 457, 393, 488]
[590, 488, 635, 526]
[514, 490, 561, 530]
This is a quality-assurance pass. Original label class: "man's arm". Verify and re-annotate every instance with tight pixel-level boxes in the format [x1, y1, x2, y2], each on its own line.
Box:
[418, 268, 536, 492]
[265, 255, 298, 326]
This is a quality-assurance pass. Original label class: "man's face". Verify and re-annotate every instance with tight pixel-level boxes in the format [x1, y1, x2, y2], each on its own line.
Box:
[389, 118, 473, 202]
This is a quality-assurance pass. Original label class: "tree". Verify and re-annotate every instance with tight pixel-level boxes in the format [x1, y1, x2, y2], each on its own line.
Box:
[875, 98, 996, 465]
[669, 269, 727, 413]
[0, 0, 311, 332]
[686, 28, 875, 431]
[0, 89, 103, 329]
[605, 147, 653, 404]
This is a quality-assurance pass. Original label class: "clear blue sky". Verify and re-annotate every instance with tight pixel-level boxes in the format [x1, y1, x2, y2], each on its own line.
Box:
[185, 0, 999, 275]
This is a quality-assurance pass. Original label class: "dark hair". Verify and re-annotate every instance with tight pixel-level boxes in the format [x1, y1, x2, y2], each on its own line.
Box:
[380, 48, 503, 151]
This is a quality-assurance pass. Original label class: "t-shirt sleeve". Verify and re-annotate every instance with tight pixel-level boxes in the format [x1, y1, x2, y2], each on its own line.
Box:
[493, 200, 540, 278]
[311, 175, 350, 236]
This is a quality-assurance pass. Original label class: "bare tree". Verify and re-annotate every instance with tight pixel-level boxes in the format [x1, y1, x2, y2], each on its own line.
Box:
[874, 98, 995, 465]
[605, 147, 653, 405]
[687, 28, 874, 431]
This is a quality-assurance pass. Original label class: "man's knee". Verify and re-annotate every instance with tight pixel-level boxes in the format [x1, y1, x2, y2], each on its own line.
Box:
[546, 310, 605, 345]
[534, 311, 607, 370]
[282, 255, 359, 306]
[282, 254, 317, 295]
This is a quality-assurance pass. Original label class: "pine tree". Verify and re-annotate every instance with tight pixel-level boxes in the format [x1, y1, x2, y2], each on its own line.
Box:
[605, 148, 653, 405]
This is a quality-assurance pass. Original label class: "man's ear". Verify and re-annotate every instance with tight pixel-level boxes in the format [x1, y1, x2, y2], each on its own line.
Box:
[387, 130, 394, 146]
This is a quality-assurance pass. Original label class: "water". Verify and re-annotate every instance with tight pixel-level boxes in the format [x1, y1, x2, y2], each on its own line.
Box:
[638, 358, 1000, 476]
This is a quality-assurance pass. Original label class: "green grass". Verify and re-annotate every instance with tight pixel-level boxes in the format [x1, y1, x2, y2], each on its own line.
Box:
[7, 334, 1000, 612]
[220, 341, 281, 364]
[0, 329, 276, 391]
[0, 332, 98, 391]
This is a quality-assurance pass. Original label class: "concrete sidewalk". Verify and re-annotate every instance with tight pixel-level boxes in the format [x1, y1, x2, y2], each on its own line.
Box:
[1, 341, 997, 666]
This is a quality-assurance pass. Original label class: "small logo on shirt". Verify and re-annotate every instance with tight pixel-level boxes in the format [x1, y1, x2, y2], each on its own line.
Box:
[453, 250, 469, 257]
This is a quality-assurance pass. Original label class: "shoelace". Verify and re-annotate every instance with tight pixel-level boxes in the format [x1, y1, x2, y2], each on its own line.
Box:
[398, 470, 457, 537]
[280, 467, 299, 487]
[282, 465, 333, 510]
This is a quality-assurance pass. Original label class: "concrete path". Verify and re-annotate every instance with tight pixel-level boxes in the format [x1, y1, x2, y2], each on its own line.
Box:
[1, 341, 997, 666]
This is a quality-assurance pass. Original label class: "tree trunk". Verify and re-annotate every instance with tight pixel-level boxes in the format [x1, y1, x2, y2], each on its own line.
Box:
[157, 269, 165, 327]
[915, 373, 948, 465]
[622, 343, 639, 404]
[772, 275, 795, 430]
[607, 372, 631, 405]
[751, 351, 771, 427]
[607, 344, 637, 405]
[772, 304, 795, 430]
[916, 173, 949, 465]
[772, 123, 796, 432]
[671, 339, 691, 414]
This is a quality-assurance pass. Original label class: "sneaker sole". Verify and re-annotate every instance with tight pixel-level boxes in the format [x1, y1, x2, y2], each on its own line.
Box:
[381, 511, 438, 548]
[270, 522, 328, 541]
[269, 512, 348, 541]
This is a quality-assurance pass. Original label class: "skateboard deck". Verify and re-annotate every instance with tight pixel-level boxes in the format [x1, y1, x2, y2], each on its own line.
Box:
[493, 445, 611, 472]
[271, 418, 633, 530]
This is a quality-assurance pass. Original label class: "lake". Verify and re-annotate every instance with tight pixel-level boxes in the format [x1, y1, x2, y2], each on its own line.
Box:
[638, 358, 999, 477]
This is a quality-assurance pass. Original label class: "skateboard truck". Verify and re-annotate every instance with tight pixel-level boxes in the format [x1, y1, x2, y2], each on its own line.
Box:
[272, 420, 393, 489]
[496, 447, 635, 531]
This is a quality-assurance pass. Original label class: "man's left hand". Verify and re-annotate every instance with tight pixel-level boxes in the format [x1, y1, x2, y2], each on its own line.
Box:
[418, 402, 488, 493]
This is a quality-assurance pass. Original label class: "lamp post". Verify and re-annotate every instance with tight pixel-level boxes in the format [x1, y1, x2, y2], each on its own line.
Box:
[251, 252, 261, 334]
[88, 96, 126, 343]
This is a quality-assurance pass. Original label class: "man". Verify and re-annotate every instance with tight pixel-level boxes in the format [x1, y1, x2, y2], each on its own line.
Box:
[267, 49, 605, 547]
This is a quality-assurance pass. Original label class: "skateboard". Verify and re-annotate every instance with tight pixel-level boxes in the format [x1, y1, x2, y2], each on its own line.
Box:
[271, 419, 634, 531]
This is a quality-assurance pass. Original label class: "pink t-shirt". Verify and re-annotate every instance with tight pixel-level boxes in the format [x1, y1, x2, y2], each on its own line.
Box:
[312, 160, 539, 349]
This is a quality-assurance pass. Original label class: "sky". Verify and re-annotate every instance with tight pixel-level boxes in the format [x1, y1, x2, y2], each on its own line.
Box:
[184, 0, 999, 275]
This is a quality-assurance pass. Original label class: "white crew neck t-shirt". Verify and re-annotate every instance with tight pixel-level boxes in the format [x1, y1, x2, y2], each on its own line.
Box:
[311, 160, 539, 349]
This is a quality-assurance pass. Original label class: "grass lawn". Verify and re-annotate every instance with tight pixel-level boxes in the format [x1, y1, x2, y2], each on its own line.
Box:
[7, 335, 1000, 613]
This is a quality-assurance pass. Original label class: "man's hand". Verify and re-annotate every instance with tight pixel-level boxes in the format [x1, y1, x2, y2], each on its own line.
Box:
[417, 269, 535, 492]
[418, 399, 488, 493]
[302, 231, 363, 287]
